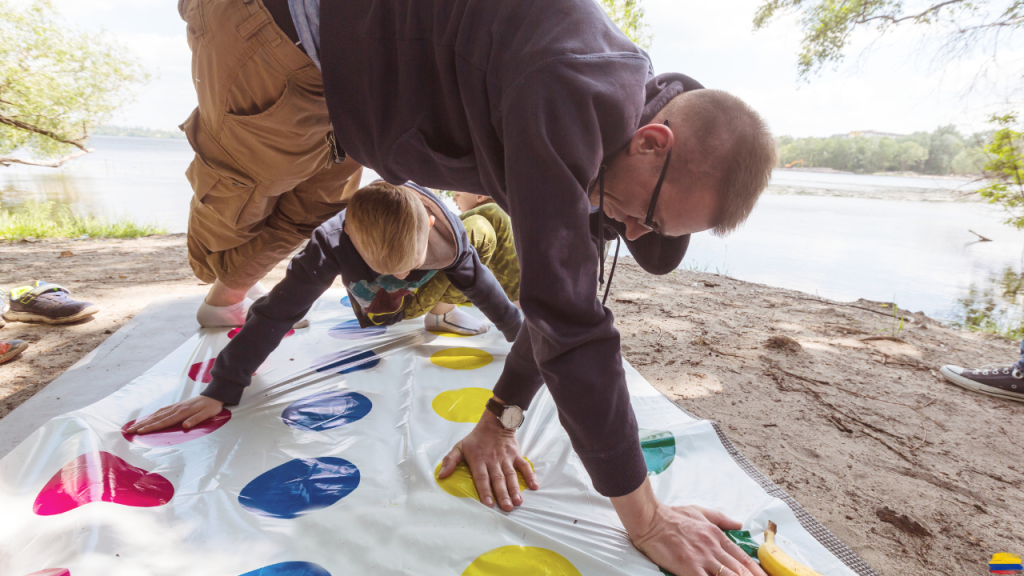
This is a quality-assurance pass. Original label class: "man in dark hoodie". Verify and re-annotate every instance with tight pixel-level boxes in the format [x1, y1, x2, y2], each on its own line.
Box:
[178, 0, 776, 573]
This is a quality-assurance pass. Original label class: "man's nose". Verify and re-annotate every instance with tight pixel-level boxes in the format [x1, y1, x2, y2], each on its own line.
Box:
[623, 218, 653, 241]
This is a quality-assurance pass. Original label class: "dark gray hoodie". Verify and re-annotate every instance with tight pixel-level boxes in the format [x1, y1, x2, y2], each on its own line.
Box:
[319, 0, 701, 497]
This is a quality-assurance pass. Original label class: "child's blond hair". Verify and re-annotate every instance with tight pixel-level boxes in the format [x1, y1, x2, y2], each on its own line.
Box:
[346, 182, 430, 274]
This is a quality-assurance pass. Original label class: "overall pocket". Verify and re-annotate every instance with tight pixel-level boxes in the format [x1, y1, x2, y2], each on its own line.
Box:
[181, 109, 260, 228]
[220, 74, 330, 182]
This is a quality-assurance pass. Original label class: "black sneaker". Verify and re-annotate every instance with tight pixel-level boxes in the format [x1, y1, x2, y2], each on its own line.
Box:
[4, 282, 99, 325]
[940, 364, 1024, 403]
[0, 339, 28, 364]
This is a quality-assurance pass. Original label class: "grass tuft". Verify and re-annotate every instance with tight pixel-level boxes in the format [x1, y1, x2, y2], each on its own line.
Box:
[0, 200, 168, 241]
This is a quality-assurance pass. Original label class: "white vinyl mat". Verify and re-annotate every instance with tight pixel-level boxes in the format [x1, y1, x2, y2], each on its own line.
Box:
[0, 290, 877, 576]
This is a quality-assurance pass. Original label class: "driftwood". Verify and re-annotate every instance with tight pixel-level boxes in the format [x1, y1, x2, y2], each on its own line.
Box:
[968, 229, 992, 242]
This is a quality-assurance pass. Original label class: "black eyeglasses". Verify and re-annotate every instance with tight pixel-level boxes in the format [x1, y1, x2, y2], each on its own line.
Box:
[641, 119, 671, 235]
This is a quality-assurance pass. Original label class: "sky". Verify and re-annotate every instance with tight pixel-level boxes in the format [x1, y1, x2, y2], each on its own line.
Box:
[49, 0, 1024, 138]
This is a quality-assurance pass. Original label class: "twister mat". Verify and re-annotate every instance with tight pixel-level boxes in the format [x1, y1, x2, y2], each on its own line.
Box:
[0, 290, 878, 576]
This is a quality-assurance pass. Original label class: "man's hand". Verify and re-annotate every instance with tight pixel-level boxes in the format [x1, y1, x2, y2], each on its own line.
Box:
[613, 479, 767, 576]
[437, 404, 538, 512]
[125, 396, 224, 434]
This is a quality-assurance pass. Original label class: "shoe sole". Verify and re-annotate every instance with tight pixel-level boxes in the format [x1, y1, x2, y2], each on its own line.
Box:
[3, 304, 99, 325]
[0, 341, 29, 364]
[940, 366, 1024, 404]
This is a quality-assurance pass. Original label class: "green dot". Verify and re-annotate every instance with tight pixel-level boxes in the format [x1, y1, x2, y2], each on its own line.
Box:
[640, 429, 676, 475]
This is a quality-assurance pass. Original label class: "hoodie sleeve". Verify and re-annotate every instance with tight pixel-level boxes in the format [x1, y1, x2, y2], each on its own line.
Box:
[202, 225, 340, 405]
[442, 240, 523, 342]
[492, 54, 651, 498]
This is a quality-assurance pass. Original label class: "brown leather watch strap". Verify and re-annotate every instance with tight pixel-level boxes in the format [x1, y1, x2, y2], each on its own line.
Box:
[485, 397, 505, 418]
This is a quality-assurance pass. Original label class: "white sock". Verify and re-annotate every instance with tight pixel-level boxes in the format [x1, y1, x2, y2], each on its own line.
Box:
[425, 307, 490, 335]
[246, 282, 269, 301]
[196, 298, 252, 328]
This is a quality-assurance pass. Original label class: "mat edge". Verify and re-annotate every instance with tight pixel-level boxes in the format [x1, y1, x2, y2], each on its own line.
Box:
[667, 402, 881, 576]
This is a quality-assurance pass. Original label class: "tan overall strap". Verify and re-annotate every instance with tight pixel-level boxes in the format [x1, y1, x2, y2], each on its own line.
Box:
[238, 0, 281, 45]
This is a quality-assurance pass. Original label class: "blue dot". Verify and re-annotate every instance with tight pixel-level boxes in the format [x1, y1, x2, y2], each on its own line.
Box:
[328, 318, 385, 340]
[340, 296, 351, 308]
[312, 349, 381, 374]
[239, 458, 360, 519]
[239, 562, 332, 576]
[282, 390, 372, 432]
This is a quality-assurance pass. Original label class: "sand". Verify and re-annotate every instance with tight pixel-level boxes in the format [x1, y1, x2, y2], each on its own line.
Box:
[2, 235, 1023, 576]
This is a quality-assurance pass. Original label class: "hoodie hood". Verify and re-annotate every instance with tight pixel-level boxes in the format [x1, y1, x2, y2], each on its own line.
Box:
[640, 73, 705, 126]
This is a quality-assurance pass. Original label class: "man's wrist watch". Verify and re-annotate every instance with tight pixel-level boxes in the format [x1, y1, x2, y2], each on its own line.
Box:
[486, 398, 524, 431]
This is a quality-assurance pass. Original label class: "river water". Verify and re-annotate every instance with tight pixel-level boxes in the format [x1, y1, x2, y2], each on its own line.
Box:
[3, 136, 1023, 333]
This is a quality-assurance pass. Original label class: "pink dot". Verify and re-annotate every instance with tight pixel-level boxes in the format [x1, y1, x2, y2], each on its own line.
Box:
[228, 328, 294, 339]
[33, 452, 174, 516]
[121, 408, 232, 447]
[188, 359, 215, 383]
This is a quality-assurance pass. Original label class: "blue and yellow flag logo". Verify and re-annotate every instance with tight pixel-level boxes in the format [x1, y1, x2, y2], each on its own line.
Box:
[990, 553, 1023, 574]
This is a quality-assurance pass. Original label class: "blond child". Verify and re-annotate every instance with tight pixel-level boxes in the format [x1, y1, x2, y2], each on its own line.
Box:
[128, 181, 521, 433]
[407, 193, 519, 327]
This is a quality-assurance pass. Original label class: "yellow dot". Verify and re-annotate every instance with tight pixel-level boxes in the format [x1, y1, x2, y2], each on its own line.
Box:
[431, 387, 492, 422]
[430, 347, 494, 370]
[434, 459, 533, 501]
[462, 546, 581, 576]
[428, 330, 472, 338]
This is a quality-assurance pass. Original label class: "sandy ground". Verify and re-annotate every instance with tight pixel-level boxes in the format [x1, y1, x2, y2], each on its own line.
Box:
[0, 234, 290, 418]
[2, 235, 1023, 576]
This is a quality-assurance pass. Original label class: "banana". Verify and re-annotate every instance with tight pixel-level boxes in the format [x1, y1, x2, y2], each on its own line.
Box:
[757, 521, 825, 576]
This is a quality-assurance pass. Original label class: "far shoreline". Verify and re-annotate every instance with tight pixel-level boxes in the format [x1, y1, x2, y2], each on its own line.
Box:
[776, 166, 984, 182]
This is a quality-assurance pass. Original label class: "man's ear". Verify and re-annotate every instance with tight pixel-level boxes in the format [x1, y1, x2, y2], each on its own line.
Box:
[428, 214, 436, 228]
[631, 122, 674, 156]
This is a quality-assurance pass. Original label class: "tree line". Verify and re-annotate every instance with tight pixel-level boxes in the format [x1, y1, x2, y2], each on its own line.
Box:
[775, 126, 994, 175]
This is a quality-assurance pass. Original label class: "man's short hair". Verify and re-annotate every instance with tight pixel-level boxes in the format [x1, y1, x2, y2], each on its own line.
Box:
[661, 89, 777, 236]
[346, 182, 430, 274]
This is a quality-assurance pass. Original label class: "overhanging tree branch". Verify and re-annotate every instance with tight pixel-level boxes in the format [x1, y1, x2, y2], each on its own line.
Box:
[0, 114, 90, 152]
[856, 0, 966, 25]
[957, 14, 1024, 33]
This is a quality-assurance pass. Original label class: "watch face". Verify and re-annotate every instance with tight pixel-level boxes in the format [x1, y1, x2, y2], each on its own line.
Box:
[500, 406, 524, 430]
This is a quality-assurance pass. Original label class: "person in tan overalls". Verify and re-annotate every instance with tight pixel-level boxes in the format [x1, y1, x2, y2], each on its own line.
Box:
[178, 0, 362, 326]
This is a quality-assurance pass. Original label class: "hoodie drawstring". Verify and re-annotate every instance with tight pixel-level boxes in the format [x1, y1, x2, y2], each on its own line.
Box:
[596, 166, 619, 307]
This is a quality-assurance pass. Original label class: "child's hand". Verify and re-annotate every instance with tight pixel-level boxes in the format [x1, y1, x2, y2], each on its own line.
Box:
[126, 396, 225, 434]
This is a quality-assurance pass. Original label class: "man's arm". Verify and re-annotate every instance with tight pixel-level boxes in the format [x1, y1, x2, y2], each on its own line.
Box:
[494, 57, 650, 498]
